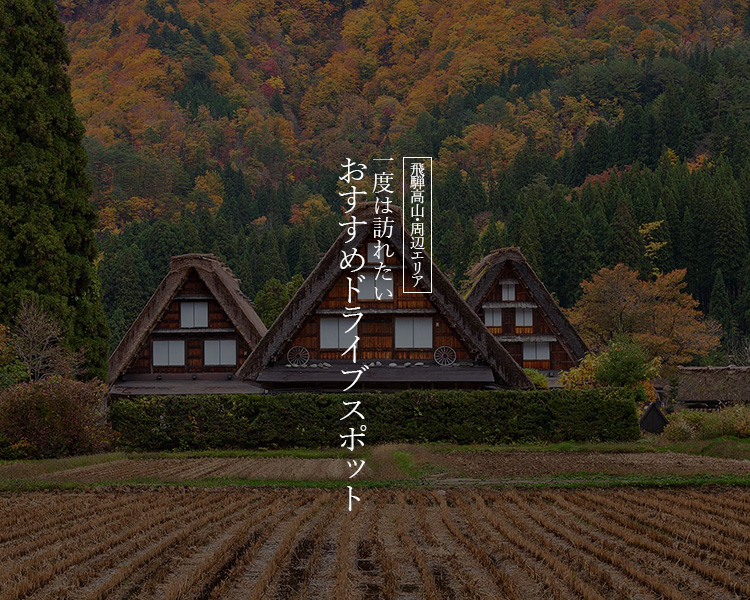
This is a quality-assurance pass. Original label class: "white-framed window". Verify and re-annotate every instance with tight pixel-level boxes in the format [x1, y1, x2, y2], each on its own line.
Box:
[358, 271, 394, 300]
[515, 307, 533, 327]
[367, 242, 381, 263]
[523, 342, 550, 361]
[153, 340, 185, 366]
[320, 317, 358, 349]
[367, 241, 392, 263]
[204, 340, 236, 366]
[501, 283, 516, 301]
[395, 317, 432, 348]
[484, 308, 503, 327]
[181, 301, 208, 328]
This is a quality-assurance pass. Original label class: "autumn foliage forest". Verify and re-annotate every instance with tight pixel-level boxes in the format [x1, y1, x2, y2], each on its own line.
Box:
[55, 0, 750, 354]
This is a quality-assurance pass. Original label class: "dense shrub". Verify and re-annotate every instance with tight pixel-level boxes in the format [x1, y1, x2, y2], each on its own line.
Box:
[0, 324, 28, 390]
[558, 353, 598, 389]
[0, 377, 114, 458]
[594, 338, 661, 388]
[524, 369, 549, 389]
[663, 406, 750, 441]
[561, 338, 661, 392]
[110, 388, 641, 451]
[0, 361, 28, 391]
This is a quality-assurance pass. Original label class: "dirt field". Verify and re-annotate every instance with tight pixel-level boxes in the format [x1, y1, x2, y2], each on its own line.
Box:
[3, 448, 750, 484]
[1, 486, 750, 599]
[417, 450, 750, 478]
[22, 457, 356, 483]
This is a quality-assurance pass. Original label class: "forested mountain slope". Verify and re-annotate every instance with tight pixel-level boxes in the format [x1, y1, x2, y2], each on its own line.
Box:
[55, 0, 750, 350]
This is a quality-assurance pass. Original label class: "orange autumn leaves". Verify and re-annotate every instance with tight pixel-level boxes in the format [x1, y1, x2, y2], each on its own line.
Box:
[567, 264, 720, 369]
[59, 0, 750, 231]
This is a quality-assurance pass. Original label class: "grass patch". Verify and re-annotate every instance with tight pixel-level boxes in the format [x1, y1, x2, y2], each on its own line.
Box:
[5, 439, 750, 489]
[660, 437, 750, 460]
[0, 452, 129, 478]
[0, 479, 98, 492]
[390, 450, 433, 478]
[425, 440, 659, 453]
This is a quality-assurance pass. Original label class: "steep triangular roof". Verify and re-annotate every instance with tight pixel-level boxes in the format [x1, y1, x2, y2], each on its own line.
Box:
[238, 207, 532, 389]
[464, 247, 588, 363]
[639, 402, 668, 434]
[107, 254, 267, 386]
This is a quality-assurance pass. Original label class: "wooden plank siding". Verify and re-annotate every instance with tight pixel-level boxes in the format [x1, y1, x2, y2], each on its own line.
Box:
[485, 281, 532, 302]
[524, 360, 551, 370]
[178, 270, 211, 295]
[550, 341, 575, 370]
[504, 342, 522, 365]
[486, 311, 551, 336]
[124, 335, 250, 375]
[502, 341, 573, 370]
[502, 305, 515, 333]
[317, 277, 432, 311]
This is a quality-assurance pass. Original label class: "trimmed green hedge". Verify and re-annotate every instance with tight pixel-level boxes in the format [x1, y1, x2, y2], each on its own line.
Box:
[109, 388, 641, 451]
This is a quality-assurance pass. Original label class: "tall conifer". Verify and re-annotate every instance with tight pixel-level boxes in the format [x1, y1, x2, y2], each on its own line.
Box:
[709, 269, 732, 342]
[518, 208, 544, 279]
[652, 200, 674, 273]
[479, 221, 501, 255]
[712, 161, 749, 297]
[0, 0, 108, 377]
[295, 228, 319, 277]
[587, 200, 610, 257]
[606, 196, 642, 270]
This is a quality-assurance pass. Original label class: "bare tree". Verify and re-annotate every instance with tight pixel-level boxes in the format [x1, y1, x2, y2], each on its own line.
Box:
[11, 300, 83, 381]
[729, 336, 750, 366]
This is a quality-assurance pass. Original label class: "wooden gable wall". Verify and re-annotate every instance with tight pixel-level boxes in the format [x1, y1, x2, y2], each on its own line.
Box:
[479, 263, 575, 371]
[124, 269, 250, 377]
[283, 238, 472, 362]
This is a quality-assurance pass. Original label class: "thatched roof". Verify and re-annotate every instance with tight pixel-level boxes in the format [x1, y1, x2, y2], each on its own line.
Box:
[640, 402, 668, 434]
[237, 206, 533, 389]
[107, 254, 267, 386]
[464, 247, 588, 363]
[677, 366, 750, 408]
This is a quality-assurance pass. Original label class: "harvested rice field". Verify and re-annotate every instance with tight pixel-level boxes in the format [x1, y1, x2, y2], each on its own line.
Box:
[2, 487, 750, 600]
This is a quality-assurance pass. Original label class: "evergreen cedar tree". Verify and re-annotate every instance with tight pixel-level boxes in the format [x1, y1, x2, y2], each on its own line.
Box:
[0, 0, 108, 378]
[709, 269, 732, 342]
